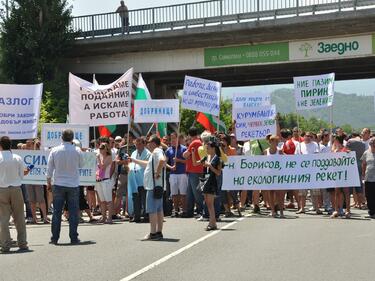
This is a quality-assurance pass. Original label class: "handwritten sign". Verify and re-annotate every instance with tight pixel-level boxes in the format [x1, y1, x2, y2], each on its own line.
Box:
[181, 75, 221, 116]
[294, 73, 335, 110]
[233, 105, 277, 141]
[232, 92, 271, 108]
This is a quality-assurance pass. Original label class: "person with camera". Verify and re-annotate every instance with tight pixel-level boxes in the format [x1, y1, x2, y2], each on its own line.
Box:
[131, 135, 166, 240]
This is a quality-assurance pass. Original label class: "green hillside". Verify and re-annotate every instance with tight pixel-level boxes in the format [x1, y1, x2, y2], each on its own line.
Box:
[271, 89, 375, 130]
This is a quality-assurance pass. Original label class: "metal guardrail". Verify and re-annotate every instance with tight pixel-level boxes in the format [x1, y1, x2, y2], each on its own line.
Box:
[72, 0, 375, 39]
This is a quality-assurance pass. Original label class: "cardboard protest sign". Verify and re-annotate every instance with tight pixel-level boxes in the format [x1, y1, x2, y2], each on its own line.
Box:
[14, 150, 96, 186]
[69, 68, 133, 126]
[0, 83, 43, 139]
[134, 99, 179, 123]
[294, 73, 335, 110]
[223, 152, 360, 190]
[233, 105, 277, 141]
[181, 75, 221, 116]
[41, 123, 90, 148]
[232, 92, 271, 108]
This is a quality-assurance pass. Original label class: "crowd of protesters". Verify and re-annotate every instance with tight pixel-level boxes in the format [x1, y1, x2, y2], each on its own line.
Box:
[0, 125, 374, 252]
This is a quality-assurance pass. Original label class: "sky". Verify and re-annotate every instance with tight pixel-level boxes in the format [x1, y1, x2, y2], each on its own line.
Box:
[69, 0, 375, 96]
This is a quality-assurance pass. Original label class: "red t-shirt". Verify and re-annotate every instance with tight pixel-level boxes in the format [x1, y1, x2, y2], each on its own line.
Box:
[186, 139, 203, 173]
[283, 139, 296, 155]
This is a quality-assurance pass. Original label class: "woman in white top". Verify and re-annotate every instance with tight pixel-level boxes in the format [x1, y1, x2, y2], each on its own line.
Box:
[264, 135, 285, 218]
[96, 143, 114, 224]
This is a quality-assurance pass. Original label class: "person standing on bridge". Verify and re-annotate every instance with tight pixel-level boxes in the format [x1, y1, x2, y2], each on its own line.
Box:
[0, 136, 30, 253]
[47, 129, 84, 245]
[116, 1, 129, 33]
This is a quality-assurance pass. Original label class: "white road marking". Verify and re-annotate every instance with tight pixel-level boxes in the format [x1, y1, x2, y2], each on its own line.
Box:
[120, 214, 250, 281]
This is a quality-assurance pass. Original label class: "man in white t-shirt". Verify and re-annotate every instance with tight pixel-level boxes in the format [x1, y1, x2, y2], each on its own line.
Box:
[295, 132, 321, 214]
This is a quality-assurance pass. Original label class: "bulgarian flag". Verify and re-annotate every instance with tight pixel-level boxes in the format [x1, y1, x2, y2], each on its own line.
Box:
[135, 74, 167, 137]
[93, 75, 117, 137]
[196, 112, 226, 133]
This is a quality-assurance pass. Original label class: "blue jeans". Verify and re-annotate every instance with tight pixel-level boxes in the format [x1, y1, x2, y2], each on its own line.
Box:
[51, 186, 79, 242]
[21, 184, 32, 219]
[186, 173, 204, 217]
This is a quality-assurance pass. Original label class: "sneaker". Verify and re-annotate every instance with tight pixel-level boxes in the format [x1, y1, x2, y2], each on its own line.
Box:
[154, 232, 164, 240]
[49, 240, 58, 245]
[141, 233, 158, 241]
[18, 247, 30, 252]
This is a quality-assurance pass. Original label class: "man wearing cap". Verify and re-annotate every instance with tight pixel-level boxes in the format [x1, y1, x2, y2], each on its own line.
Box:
[0, 136, 30, 253]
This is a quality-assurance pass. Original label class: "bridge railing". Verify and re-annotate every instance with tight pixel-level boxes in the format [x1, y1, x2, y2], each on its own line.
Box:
[72, 0, 375, 39]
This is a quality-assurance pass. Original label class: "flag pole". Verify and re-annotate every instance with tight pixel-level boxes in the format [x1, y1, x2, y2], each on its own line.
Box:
[174, 121, 181, 160]
[217, 87, 222, 133]
[329, 105, 334, 136]
[146, 123, 155, 136]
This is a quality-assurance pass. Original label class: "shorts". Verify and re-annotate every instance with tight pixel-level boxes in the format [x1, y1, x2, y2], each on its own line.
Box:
[146, 190, 163, 214]
[169, 174, 188, 196]
[116, 174, 128, 197]
[95, 180, 113, 202]
[25, 184, 45, 203]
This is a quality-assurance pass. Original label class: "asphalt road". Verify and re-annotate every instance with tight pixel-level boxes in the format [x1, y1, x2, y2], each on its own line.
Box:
[1, 207, 374, 281]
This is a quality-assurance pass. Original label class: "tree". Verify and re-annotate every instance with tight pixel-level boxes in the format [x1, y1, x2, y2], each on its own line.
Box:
[0, 0, 75, 123]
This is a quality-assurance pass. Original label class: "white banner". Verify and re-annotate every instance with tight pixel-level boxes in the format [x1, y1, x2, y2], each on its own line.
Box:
[294, 73, 335, 110]
[41, 123, 90, 148]
[223, 152, 360, 190]
[14, 150, 96, 186]
[233, 105, 277, 141]
[0, 83, 43, 140]
[289, 35, 373, 61]
[232, 92, 271, 109]
[181, 75, 221, 116]
[134, 99, 180, 123]
[69, 68, 133, 126]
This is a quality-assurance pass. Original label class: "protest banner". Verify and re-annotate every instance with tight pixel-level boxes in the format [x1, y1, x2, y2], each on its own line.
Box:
[222, 152, 360, 190]
[14, 150, 96, 186]
[41, 123, 90, 148]
[69, 68, 133, 126]
[134, 99, 180, 123]
[232, 92, 271, 109]
[181, 75, 221, 116]
[233, 105, 277, 141]
[0, 83, 43, 140]
[294, 73, 335, 110]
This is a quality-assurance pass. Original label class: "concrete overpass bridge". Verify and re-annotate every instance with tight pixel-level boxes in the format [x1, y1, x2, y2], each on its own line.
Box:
[66, 0, 375, 98]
